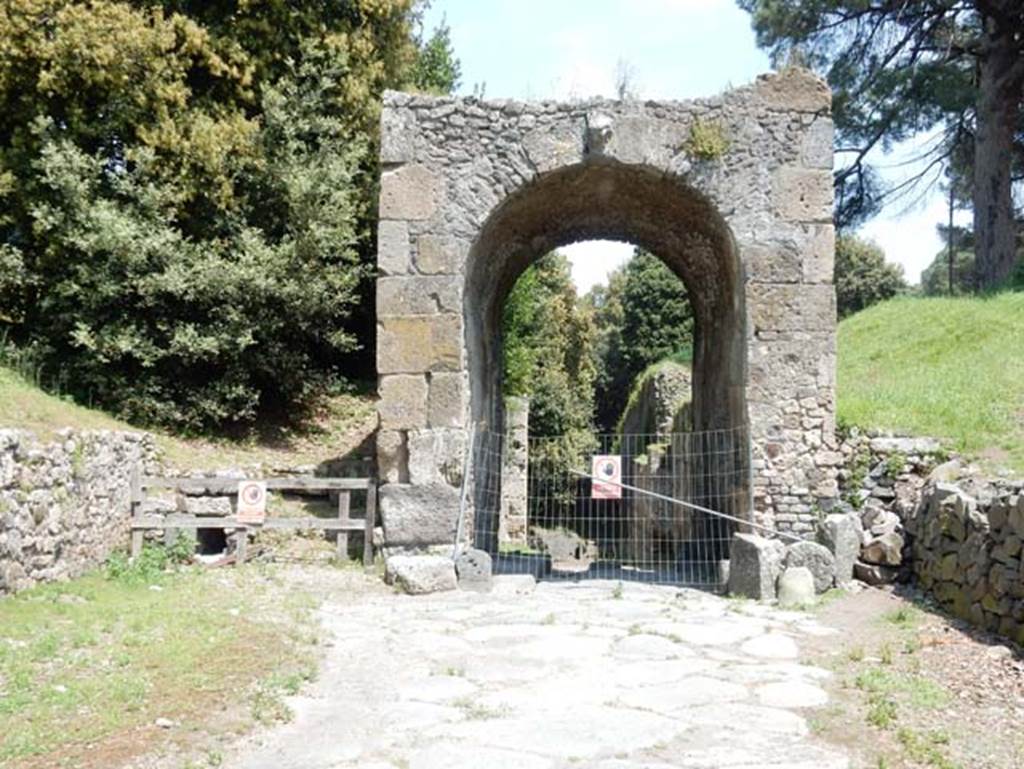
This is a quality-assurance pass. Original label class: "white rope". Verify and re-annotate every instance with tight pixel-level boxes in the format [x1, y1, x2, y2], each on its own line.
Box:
[568, 468, 805, 544]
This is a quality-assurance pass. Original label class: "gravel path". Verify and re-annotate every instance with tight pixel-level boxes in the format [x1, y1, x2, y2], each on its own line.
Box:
[226, 577, 850, 769]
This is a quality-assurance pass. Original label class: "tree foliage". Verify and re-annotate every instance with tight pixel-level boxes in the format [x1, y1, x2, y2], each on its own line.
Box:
[0, 0, 459, 431]
[738, 0, 1024, 289]
[502, 253, 596, 440]
[590, 249, 693, 432]
[834, 235, 906, 317]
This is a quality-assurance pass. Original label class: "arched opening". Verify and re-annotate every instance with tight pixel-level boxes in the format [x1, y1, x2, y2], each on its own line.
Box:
[464, 162, 750, 582]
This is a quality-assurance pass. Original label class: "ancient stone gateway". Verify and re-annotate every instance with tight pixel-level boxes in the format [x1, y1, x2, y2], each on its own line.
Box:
[375, 68, 838, 559]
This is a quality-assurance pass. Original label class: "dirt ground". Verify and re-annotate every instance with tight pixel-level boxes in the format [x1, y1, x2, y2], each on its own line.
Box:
[804, 585, 1024, 769]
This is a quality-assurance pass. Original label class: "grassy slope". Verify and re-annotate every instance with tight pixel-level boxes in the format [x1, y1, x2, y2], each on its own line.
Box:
[838, 292, 1024, 471]
[0, 365, 376, 470]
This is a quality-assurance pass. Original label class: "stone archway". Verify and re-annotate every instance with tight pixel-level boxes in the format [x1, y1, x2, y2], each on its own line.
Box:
[375, 69, 838, 550]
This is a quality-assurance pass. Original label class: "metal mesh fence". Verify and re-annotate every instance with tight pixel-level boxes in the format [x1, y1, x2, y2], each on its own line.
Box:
[465, 424, 751, 590]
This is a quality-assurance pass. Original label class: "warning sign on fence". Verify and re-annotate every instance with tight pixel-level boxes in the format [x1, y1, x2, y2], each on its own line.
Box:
[236, 480, 267, 524]
[591, 455, 622, 499]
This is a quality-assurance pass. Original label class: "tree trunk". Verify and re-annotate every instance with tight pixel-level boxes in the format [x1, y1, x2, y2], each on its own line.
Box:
[972, 14, 1023, 291]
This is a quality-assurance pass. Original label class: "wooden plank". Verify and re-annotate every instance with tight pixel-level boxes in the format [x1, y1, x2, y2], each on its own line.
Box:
[140, 476, 371, 493]
[336, 491, 351, 561]
[363, 480, 377, 568]
[132, 514, 365, 531]
[130, 464, 144, 559]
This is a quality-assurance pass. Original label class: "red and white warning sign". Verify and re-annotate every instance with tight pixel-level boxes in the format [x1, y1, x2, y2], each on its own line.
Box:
[591, 455, 622, 499]
[236, 480, 267, 524]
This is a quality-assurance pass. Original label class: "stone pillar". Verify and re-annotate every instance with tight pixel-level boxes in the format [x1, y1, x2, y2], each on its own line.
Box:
[498, 397, 529, 547]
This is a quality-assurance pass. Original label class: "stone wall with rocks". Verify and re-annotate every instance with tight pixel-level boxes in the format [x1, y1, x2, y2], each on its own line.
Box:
[0, 429, 158, 592]
[376, 67, 839, 551]
[905, 478, 1024, 645]
[618, 361, 692, 436]
[835, 431, 947, 585]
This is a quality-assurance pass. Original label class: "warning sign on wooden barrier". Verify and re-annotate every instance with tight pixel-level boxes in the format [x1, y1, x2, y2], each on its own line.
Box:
[236, 480, 267, 524]
[591, 455, 622, 500]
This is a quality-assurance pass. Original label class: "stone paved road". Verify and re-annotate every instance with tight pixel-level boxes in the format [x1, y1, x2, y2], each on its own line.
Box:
[227, 577, 849, 769]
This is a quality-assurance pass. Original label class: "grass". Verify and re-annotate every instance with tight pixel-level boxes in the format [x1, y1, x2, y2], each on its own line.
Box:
[0, 555, 318, 768]
[0, 364, 376, 470]
[838, 292, 1024, 471]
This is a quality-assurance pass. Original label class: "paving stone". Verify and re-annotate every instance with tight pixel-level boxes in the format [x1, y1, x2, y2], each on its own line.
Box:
[739, 633, 800, 660]
[613, 633, 687, 660]
[755, 680, 830, 709]
[618, 676, 749, 713]
[409, 744, 555, 769]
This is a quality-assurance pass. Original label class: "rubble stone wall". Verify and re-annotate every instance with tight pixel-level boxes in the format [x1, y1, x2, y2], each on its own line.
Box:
[0, 429, 158, 593]
[906, 479, 1024, 645]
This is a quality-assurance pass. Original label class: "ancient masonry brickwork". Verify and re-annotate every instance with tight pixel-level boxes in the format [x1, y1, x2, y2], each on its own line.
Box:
[0, 429, 157, 592]
[375, 68, 839, 548]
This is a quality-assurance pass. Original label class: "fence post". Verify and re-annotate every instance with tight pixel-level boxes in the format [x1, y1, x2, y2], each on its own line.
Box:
[130, 464, 144, 559]
[362, 480, 377, 569]
[336, 490, 351, 561]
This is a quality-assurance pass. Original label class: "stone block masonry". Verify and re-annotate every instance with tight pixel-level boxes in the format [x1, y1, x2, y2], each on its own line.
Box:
[0, 429, 158, 593]
[376, 67, 839, 550]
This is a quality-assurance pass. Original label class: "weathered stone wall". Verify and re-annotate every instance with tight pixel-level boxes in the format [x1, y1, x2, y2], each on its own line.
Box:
[376, 68, 839, 549]
[0, 429, 157, 592]
[619, 362, 692, 437]
[498, 397, 528, 547]
[905, 478, 1024, 645]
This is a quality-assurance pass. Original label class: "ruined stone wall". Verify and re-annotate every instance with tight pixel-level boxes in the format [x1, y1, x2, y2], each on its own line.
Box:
[498, 397, 528, 547]
[906, 478, 1024, 645]
[376, 68, 838, 548]
[0, 429, 158, 592]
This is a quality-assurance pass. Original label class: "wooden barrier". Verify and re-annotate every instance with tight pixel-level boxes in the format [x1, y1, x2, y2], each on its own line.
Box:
[129, 470, 377, 567]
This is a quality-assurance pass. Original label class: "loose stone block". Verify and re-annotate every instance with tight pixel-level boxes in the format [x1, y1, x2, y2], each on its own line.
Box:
[777, 566, 816, 608]
[377, 276, 461, 316]
[784, 540, 835, 593]
[819, 512, 860, 586]
[178, 495, 232, 515]
[377, 315, 461, 374]
[378, 219, 411, 276]
[773, 167, 834, 223]
[379, 483, 460, 546]
[862, 531, 904, 566]
[379, 164, 441, 220]
[377, 375, 427, 430]
[454, 547, 493, 592]
[728, 533, 785, 601]
[385, 554, 457, 594]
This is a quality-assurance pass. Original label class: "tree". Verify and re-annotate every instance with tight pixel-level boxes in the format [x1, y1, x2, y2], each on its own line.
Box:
[412, 15, 461, 94]
[834, 235, 906, 317]
[738, 1, 1024, 290]
[502, 253, 596, 440]
[590, 249, 693, 431]
[0, 1, 455, 430]
[921, 225, 976, 295]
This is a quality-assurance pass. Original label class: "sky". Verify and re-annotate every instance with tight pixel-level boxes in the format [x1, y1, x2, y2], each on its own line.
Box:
[422, 0, 967, 292]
